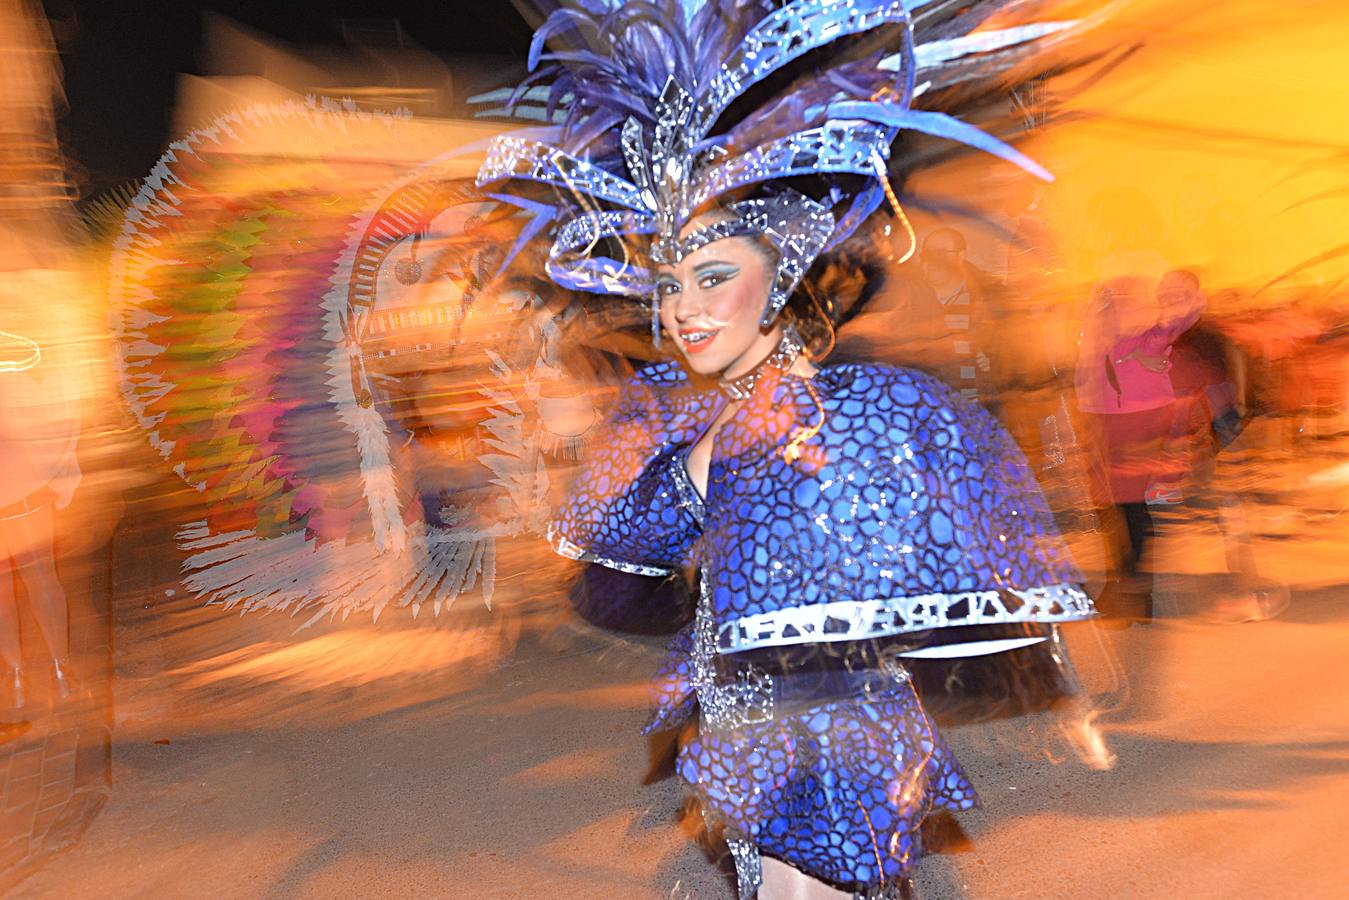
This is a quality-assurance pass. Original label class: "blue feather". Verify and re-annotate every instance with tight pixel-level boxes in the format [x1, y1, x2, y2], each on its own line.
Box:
[484, 193, 558, 279]
[828, 101, 1053, 181]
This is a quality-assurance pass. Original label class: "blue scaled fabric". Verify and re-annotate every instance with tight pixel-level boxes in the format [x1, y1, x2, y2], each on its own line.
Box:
[550, 359, 1092, 891]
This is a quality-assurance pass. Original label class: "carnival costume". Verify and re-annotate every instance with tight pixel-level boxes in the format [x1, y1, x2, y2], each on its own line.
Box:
[477, 1, 1094, 895]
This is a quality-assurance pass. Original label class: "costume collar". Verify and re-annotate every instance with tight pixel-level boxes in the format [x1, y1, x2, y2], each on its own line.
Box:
[717, 324, 805, 401]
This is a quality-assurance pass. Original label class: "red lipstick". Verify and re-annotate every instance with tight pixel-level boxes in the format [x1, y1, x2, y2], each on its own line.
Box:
[678, 328, 719, 355]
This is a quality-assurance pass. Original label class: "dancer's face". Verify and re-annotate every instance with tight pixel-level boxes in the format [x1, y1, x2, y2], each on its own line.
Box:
[655, 221, 780, 380]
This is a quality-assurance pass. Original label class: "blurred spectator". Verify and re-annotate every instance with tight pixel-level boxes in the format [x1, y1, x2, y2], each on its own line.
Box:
[840, 226, 1002, 407]
[1076, 269, 1202, 622]
[902, 227, 999, 403]
[0, 336, 81, 711]
[1168, 281, 1296, 624]
[0, 0, 85, 715]
[1167, 271, 1246, 458]
[996, 184, 1100, 532]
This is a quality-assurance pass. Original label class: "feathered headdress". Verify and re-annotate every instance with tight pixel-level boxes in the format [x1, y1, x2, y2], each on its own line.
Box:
[477, 0, 1075, 328]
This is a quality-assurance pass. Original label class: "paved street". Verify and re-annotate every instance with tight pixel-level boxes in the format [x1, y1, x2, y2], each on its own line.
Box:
[11, 435, 1349, 899]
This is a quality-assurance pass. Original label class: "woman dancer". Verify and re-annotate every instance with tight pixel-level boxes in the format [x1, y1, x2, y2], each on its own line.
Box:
[479, 2, 1097, 895]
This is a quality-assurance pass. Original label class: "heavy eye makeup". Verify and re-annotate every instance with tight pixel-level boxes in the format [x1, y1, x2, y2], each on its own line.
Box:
[694, 262, 739, 289]
[655, 260, 740, 301]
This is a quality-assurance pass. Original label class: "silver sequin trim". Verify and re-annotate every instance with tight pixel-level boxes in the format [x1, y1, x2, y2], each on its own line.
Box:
[726, 837, 763, 899]
[477, 136, 646, 210]
[717, 583, 1094, 653]
[547, 526, 673, 578]
[718, 324, 805, 401]
[854, 878, 914, 900]
[668, 450, 706, 527]
[692, 572, 775, 732]
[693, 122, 892, 210]
[694, 0, 913, 136]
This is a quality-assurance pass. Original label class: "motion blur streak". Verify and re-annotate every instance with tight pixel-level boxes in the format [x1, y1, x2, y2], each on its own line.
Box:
[2, 1, 1349, 898]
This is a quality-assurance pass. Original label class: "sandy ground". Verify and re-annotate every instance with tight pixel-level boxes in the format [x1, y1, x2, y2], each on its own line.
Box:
[11, 437, 1349, 899]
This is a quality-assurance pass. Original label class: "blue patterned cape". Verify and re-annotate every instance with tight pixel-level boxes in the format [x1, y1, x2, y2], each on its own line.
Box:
[551, 360, 1092, 653]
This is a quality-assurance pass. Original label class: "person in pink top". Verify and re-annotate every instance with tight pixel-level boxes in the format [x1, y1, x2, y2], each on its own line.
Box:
[1077, 270, 1203, 622]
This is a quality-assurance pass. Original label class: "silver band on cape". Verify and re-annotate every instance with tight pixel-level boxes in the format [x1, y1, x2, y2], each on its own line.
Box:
[717, 582, 1093, 653]
[547, 526, 673, 578]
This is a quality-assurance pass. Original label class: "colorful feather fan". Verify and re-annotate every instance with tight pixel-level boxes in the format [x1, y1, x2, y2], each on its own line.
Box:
[111, 97, 597, 624]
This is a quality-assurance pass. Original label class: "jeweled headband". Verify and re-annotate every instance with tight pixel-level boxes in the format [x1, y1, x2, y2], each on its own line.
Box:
[476, 0, 1076, 327]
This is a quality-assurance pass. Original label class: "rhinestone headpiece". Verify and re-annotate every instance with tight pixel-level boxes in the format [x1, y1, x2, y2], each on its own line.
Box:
[477, 0, 1072, 328]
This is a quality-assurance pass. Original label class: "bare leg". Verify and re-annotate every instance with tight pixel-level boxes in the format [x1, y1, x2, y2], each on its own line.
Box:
[1, 505, 68, 660]
[760, 857, 850, 900]
[0, 531, 24, 710]
[0, 543, 20, 670]
[1211, 494, 1290, 622]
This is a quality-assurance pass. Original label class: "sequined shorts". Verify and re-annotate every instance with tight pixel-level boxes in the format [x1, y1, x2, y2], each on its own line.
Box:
[681, 664, 978, 892]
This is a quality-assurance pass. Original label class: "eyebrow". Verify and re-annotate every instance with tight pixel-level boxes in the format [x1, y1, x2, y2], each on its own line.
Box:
[692, 260, 738, 273]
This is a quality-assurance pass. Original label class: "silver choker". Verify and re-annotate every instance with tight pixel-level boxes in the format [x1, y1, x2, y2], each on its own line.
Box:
[718, 325, 805, 401]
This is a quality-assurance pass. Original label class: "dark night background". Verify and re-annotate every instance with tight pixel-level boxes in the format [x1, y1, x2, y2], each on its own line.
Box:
[42, 1, 535, 197]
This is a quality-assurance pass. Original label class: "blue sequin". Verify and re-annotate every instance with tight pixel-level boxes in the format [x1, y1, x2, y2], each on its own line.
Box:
[565, 363, 1091, 641]
[678, 684, 978, 887]
[553, 359, 1092, 891]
